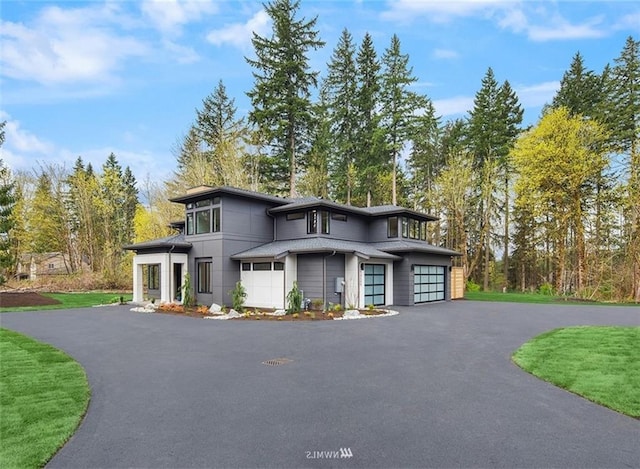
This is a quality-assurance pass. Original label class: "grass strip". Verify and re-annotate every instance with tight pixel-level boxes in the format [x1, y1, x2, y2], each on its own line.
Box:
[513, 326, 640, 417]
[1, 292, 132, 312]
[0, 328, 90, 468]
[464, 290, 638, 305]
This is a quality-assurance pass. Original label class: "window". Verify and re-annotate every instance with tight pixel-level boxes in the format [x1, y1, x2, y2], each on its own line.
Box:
[186, 213, 194, 235]
[274, 262, 284, 271]
[286, 212, 305, 220]
[186, 198, 221, 235]
[253, 262, 271, 271]
[212, 207, 220, 232]
[401, 217, 409, 238]
[147, 264, 159, 290]
[196, 210, 211, 234]
[388, 216, 398, 238]
[420, 221, 427, 241]
[197, 260, 212, 293]
[308, 210, 329, 234]
[48, 263, 54, 269]
[332, 213, 347, 222]
[242, 262, 251, 271]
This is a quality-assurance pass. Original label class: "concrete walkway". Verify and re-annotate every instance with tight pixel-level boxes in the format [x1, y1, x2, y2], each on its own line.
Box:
[2, 301, 639, 468]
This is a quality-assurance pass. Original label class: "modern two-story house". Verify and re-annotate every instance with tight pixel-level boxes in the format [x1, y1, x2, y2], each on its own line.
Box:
[125, 186, 460, 309]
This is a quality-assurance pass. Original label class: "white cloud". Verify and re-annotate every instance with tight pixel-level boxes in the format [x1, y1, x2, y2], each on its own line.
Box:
[0, 112, 54, 170]
[141, 0, 218, 36]
[433, 48, 459, 59]
[206, 10, 271, 50]
[382, 0, 513, 23]
[515, 81, 559, 108]
[527, 16, 606, 42]
[432, 96, 474, 117]
[0, 4, 148, 85]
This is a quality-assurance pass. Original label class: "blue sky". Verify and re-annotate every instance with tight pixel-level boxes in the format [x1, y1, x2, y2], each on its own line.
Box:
[1, 0, 639, 184]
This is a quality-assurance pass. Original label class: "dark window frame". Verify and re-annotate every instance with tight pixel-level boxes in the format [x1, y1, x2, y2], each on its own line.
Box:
[388, 216, 398, 238]
[286, 212, 305, 221]
[147, 264, 160, 290]
[197, 260, 212, 293]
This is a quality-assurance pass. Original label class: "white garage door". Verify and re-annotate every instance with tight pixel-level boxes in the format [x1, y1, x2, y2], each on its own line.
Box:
[414, 265, 445, 303]
[240, 261, 285, 309]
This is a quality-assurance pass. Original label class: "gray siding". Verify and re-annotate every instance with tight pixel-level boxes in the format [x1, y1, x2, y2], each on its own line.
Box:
[275, 212, 369, 242]
[392, 253, 452, 305]
[296, 253, 345, 308]
[368, 217, 392, 242]
[185, 194, 278, 306]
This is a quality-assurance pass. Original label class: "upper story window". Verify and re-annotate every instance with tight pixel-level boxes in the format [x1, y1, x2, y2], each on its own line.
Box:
[186, 197, 221, 235]
[286, 212, 305, 221]
[388, 216, 398, 238]
[308, 209, 329, 234]
[331, 213, 347, 222]
[397, 216, 428, 240]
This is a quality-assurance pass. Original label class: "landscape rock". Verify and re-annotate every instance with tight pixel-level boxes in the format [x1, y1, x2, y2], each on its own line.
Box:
[209, 303, 222, 313]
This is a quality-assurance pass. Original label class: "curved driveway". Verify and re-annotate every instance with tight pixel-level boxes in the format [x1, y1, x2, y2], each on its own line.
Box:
[2, 301, 639, 468]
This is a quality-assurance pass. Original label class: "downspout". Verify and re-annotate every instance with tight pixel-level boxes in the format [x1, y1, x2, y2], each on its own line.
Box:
[323, 250, 336, 310]
[266, 209, 276, 242]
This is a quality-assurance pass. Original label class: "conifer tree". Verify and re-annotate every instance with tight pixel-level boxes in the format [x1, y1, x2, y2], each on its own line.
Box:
[323, 28, 358, 203]
[246, 0, 324, 196]
[353, 33, 385, 206]
[380, 34, 424, 205]
[0, 122, 16, 281]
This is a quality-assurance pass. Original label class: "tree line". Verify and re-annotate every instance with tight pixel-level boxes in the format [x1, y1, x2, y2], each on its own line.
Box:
[0, 0, 638, 301]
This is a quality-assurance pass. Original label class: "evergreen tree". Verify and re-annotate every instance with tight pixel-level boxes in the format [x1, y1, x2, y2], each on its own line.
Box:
[467, 68, 522, 290]
[551, 52, 603, 118]
[99, 154, 138, 283]
[299, 94, 330, 198]
[379, 34, 424, 205]
[246, 0, 325, 196]
[323, 28, 358, 203]
[0, 122, 16, 282]
[604, 36, 640, 301]
[353, 33, 385, 206]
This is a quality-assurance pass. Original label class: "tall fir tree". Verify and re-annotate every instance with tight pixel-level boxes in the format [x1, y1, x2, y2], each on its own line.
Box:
[379, 34, 424, 205]
[605, 36, 640, 301]
[246, 0, 325, 196]
[323, 28, 358, 204]
[551, 52, 604, 118]
[467, 68, 522, 290]
[353, 32, 385, 206]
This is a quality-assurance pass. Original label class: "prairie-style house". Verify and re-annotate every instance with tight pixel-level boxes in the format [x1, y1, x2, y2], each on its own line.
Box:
[125, 186, 460, 309]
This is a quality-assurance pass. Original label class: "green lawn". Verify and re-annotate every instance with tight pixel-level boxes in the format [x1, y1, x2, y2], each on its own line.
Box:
[1, 292, 132, 313]
[0, 328, 91, 468]
[464, 290, 636, 305]
[513, 326, 640, 417]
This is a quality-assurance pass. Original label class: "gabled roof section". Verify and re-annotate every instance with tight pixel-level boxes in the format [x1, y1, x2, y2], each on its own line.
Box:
[231, 238, 402, 260]
[169, 185, 290, 205]
[123, 233, 192, 252]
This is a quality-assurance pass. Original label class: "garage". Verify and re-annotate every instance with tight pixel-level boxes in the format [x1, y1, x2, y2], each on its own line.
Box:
[240, 261, 285, 309]
[414, 265, 445, 303]
[364, 264, 386, 306]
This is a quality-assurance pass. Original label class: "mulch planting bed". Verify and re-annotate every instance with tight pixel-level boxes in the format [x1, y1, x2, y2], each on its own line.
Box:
[153, 307, 387, 320]
[0, 292, 62, 308]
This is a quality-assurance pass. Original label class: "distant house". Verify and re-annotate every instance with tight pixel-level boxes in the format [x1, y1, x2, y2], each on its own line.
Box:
[124, 186, 460, 308]
[16, 252, 74, 280]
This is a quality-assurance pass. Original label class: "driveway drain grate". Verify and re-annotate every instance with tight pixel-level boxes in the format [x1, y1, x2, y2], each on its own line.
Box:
[262, 358, 293, 366]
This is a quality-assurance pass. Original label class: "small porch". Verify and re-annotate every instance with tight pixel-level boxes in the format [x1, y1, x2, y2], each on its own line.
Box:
[123, 234, 192, 304]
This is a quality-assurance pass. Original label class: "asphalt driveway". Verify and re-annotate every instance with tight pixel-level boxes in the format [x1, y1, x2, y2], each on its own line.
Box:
[2, 301, 639, 468]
